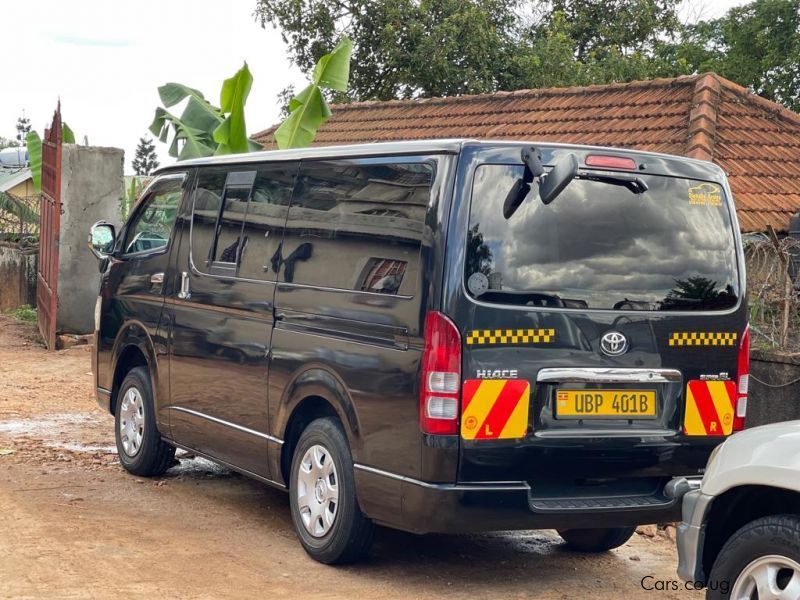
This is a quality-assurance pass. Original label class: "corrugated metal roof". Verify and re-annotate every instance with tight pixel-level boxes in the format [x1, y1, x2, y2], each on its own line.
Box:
[0, 168, 32, 193]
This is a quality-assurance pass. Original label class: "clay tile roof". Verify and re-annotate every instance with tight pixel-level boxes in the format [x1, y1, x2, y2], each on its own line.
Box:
[254, 73, 800, 233]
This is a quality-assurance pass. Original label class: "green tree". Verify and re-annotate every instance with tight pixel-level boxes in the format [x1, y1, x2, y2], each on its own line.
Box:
[677, 0, 800, 111]
[255, 0, 799, 112]
[255, 0, 691, 100]
[256, 0, 523, 100]
[544, 0, 681, 62]
[132, 136, 160, 175]
[15, 113, 31, 144]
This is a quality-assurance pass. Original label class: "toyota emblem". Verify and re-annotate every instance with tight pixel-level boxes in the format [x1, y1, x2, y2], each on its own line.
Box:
[600, 331, 629, 356]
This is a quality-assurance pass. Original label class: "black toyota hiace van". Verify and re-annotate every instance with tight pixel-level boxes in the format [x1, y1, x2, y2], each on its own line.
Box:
[89, 140, 748, 564]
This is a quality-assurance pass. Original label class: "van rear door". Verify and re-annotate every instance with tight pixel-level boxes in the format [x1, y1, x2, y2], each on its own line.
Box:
[445, 145, 748, 489]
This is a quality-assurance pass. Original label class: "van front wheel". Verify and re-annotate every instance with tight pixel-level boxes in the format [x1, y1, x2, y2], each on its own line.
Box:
[289, 417, 374, 564]
[557, 526, 636, 552]
[114, 366, 175, 477]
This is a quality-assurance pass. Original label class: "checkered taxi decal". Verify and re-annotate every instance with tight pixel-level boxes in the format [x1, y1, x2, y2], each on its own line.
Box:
[466, 328, 555, 346]
[668, 332, 737, 347]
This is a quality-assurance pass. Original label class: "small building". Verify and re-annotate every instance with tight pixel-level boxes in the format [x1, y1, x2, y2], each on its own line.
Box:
[254, 73, 800, 233]
[0, 167, 34, 202]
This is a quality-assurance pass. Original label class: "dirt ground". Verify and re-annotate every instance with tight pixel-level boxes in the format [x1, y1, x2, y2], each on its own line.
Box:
[0, 315, 702, 599]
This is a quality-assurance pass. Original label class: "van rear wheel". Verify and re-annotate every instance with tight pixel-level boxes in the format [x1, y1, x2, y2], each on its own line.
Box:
[557, 526, 636, 552]
[289, 417, 374, 564]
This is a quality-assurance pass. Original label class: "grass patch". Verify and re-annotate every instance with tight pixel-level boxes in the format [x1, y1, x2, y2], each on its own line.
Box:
[5, 305, 37, 324]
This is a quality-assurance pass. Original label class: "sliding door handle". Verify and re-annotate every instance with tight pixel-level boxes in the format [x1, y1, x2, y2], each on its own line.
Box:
[177, 271, 191, 300]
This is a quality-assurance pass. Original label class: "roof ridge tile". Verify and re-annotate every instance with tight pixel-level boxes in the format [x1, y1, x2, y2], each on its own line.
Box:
[685, 73, 722, 161]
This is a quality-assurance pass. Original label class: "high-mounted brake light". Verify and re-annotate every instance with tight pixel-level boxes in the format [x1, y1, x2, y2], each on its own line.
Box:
[585, 155, 637, 170]
[420, 311, 461, 435]
[734, 325, 750, 432]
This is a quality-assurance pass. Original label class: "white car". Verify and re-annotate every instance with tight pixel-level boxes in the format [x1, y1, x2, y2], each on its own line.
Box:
[677, 421, 800, 599]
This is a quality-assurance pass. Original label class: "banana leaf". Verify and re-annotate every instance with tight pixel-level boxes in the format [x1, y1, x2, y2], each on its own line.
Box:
[274, 85, 331, 150]
[25, 131, 42, 194]
[149, 107, 217, 160]
[62, 122, 76, 144]
[275, 37, 352, 149]
[312, 37, 353, 91]
[214, 63, 255, 155]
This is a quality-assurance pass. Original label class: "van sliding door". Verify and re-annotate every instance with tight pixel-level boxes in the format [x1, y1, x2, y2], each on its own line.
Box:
[165, 162, 298, 479]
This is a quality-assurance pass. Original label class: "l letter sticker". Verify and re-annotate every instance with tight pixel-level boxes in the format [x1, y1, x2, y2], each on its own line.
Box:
[461, 379, 530, 440]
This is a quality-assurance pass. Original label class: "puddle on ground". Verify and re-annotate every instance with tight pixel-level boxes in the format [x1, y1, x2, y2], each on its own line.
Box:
[46, 441, 117, 454]
[0, 413, 110, 453]
[0, 414, 234, 476]
[170, 451, 233, 478]
[0, 413, 103, 435]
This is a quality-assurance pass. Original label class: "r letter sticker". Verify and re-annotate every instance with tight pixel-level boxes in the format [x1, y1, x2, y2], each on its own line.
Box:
[461, 379, 530, 440]
[683, 379, 736, 436]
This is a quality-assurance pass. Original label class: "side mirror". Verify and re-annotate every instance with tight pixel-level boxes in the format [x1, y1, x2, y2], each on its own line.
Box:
[539, 153, 579, 205]
[89, 221, 116, 259]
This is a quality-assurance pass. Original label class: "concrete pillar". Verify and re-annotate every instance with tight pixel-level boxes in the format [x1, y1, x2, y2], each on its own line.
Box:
[57, 145, 123, 333]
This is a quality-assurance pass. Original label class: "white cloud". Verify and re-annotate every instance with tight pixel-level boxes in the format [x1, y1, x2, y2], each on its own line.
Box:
[2, 0, 306, 173]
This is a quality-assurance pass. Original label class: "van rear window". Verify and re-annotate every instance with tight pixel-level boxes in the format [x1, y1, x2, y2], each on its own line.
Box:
[466, 164, 739, 311]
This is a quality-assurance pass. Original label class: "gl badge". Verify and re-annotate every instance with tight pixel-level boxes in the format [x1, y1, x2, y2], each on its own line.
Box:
[600, 331, 628, 356]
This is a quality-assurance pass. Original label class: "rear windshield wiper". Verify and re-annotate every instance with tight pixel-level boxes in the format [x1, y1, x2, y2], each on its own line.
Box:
[577, 171, 649, 194]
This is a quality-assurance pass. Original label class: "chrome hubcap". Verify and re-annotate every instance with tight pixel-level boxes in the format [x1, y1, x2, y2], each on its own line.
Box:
[119, 387, 145, 457]
[296, 444, 338, 537]
[732, 555, 800, 600]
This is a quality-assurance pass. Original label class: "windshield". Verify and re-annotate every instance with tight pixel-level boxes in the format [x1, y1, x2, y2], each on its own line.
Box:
[465, 164, 739, 311]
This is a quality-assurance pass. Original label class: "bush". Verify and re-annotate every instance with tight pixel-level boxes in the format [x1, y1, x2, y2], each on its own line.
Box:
[5, 305, 37, 324]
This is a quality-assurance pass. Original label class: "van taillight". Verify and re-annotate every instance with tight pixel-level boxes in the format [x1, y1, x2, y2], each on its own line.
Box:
[734, 325, 750, 432]
[585, 155, 637, 170]
[420, 311, 461, 435]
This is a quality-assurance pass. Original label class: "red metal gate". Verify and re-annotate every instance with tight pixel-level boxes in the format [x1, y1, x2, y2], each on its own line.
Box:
[37, 103, 62, 350]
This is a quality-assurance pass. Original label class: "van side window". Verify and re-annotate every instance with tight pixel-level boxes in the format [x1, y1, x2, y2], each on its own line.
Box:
[191, 170, 258, 275]
[210, 171, 256, 271]
[123, 176, 184, 255]
[190, 170, 226, 270]
[281, 161, 432, 294]
[237, 164, 298, 281]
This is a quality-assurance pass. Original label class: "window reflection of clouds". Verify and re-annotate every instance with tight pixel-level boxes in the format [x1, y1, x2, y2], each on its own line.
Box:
[468, 165, 738, 310]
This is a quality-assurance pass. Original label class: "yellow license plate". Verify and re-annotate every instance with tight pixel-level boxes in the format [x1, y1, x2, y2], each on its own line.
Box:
[556, 390, 657, 418]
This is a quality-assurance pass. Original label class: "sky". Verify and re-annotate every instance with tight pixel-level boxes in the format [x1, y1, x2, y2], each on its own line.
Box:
[2, 0, 748, 175]
[2, 0, 307, 173]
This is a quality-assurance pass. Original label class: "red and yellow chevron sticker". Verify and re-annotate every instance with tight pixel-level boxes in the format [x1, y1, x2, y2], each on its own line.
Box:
[461, 379, 530, 440]
[684, 380, 736, 436]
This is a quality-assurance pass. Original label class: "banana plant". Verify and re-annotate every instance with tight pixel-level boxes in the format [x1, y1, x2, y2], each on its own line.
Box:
[149, 63, 262, 161]
[25, 122, 77, 194]
[274, 37, 353, 150]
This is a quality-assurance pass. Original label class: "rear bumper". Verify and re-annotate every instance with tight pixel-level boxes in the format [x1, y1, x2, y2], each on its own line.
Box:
[355, 464, 687, 535]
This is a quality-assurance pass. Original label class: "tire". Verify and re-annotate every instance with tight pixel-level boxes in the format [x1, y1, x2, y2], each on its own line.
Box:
[706, 515, 800, 600]
[289, 417, 374, 564]
[557, 526, 636, 552]
[114, 366, 175, 477]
